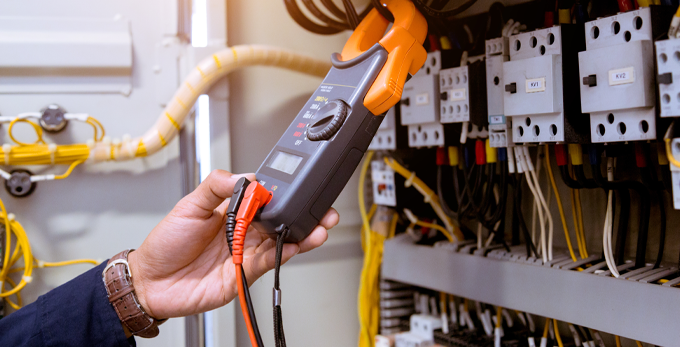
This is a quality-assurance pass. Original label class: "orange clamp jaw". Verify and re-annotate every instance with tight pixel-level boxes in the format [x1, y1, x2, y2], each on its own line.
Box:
[340, 0, 428, 116]
[232, 182, 273, 265]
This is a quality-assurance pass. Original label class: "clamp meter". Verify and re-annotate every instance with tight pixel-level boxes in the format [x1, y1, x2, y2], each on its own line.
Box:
[252, 0, 428, 242]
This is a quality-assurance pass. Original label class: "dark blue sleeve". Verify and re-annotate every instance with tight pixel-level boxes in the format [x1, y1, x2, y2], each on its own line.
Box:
[0, 261, 135, 347]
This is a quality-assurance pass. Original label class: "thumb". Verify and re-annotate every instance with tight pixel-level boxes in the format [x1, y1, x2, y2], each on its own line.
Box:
[178, 170, 256, 219]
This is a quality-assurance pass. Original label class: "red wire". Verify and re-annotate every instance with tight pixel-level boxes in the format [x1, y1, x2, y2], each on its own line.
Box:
[236, 265, 259, 347]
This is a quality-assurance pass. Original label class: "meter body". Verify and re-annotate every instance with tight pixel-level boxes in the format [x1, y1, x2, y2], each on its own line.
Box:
[252, 44, 388, 242]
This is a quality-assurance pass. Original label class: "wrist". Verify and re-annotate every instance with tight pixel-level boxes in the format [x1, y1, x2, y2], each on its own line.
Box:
[127, 250, 153, 318]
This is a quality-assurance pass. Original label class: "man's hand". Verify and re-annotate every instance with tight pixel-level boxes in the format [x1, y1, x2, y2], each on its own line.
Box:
[127, 170, 339, 319]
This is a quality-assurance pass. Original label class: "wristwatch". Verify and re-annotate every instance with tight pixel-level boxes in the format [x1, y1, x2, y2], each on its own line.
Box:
[102, 250, 166, 338]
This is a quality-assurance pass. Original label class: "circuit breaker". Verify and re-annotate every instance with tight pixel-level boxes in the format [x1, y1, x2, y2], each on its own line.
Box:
[371, 160, 397, 207]
[579, 8, 671, 142]
[656, 38, 680, 118]
[503, 25, 588, 144]
[486, 37, 511, 148]
[401, 51, 446, 148]
[439, 61, 487, 127]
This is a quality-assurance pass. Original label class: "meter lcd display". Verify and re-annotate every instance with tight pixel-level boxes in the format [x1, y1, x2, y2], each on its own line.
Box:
[266, 151, 303, 175]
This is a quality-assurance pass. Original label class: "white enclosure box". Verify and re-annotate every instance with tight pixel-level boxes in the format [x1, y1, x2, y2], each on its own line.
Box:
[580, 8, 658, 143]
[503, 25, 587, 144]
[486, 37, 512, 148]
[656, 39, 680, 117]
[371, 160, 397, 207]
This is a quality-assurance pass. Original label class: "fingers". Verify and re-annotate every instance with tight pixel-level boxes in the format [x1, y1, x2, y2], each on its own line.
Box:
[243, 243, 299, 283]
[179, 171, 256, 219]
[297, 227, 328, 254]
[319, 208, 340, 230]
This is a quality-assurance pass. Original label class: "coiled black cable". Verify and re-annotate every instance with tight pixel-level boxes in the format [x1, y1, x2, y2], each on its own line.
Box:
[284, 0, 374, 35]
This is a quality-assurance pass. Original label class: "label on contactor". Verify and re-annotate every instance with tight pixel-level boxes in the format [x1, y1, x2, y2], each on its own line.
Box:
[609, 67, 635, 85]
[415, 93, 429, 105]
[449, 88, 466, 101]
[489, 115, 505, 125]
[525, 78, 546, 93]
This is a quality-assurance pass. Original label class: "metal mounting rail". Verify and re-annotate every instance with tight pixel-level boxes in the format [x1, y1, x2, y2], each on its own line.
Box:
[381, 235, 680, 346]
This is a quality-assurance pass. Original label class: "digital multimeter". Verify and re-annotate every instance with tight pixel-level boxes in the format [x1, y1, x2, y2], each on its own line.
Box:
[252, 45, 388, 242]
[251, 0, 427, 242]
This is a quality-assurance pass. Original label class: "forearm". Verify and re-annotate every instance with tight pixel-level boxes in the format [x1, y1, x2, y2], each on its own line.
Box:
[0, 262, 133, 347]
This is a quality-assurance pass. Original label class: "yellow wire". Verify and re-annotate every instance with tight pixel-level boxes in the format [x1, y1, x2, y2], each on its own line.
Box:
[357, 151, 376, 347]
[411, 220, 453, 242]
[85, 119, 99, 142]
[388, 212, 398, 239]
[543, 318, 551, 338]
[8, 118, 45, 146]
[496, 307, 502, 328]
[574, 189, 587, 257]
[384, 157, 463, 241]
[615, 336, 622, 347]
[36, 259, 100, 267]
[361, 204, 377, 251]
[87, 116, 106, 141]
[570, 189, 585, 259]
[553, 319, 564, 347]
[664, 138, 680, 168]
[53, 160, 84, 180]
[636, 341, 644, 347]
[544, 145, 577, 262]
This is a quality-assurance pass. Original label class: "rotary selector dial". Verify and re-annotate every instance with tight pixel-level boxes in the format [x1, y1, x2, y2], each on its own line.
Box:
[306, 100, 348, 141]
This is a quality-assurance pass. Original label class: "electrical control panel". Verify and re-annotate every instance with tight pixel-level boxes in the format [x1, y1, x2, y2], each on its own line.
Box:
[371, 160, 397, 207]
[486, 37, 512, 148]
[503, 25, 588, 144]
[656, 39, 680, 118]
[580, 8, 662, 142]
[439, 61, 487, 127]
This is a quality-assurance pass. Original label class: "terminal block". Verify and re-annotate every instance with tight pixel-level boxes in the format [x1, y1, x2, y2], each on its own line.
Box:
[656, 38, 680, 118]
[369, 107, 407, 150]
[503, 25, 588, 144]
[485, 37, 512, 148]
[439, 61, 487, 127]
[580, 7, 673, 142]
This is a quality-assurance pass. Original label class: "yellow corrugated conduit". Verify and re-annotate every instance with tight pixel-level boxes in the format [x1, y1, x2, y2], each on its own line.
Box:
[0, 45, 331, 167]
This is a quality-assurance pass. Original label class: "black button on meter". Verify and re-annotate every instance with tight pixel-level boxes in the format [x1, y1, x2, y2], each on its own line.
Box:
[306, 100, 348, 141]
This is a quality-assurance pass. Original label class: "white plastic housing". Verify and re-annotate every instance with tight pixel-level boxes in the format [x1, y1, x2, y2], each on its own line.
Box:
[504, 26, 567, 143]
[485, 38, 512, 148]
[581, 8, 657, 143]
[400, 51, 442, 126]
[408, 122, 444, 148]
[369, 107, 397, 150]
[656, 39, 680, 117]
[371, 160, 397, 207]
[440, 66, 470, 123]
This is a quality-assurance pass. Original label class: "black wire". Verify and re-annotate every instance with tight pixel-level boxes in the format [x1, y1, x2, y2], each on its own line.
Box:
[592, 153, 651, 269]
[514, 174, 538, 258]
[273, 230, 289, 347]
[437, 165, 459, 219]
[573, 165, 598, 189]
[412, 0, 479, 19]
[241, 265, 265, 347]
[558, 165, 583, 189]
[654, 193, 666, 269]
[613, 189, 630, 265]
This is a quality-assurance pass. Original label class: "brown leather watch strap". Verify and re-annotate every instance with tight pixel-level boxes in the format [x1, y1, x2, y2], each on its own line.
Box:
[103, 250, 166, 338]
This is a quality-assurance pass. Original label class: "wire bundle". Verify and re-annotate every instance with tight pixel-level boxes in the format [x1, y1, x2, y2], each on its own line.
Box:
[283, 0, 376, 35]
[0, 196, 98, 311]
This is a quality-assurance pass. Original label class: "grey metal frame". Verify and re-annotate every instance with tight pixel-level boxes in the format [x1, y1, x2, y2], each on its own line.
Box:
[381, 235, 680, 346]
